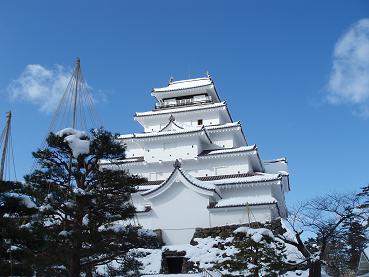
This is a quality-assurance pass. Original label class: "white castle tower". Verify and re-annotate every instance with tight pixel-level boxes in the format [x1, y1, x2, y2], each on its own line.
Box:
[116, 75, 290, 245]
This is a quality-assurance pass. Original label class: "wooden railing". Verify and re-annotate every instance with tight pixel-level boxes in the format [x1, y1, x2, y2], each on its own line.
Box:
[155, 96, 212, 109]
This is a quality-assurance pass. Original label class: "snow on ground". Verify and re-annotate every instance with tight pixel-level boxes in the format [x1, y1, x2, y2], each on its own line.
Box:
[185, 237, 238, 269]
[94, 222, 329, 276]
[56, 128, 90, 158]
[234, 226, 274, 242]
[142, 273, 203, 277]
[135, 248, 163, 274]
[282, 269, 331, 277]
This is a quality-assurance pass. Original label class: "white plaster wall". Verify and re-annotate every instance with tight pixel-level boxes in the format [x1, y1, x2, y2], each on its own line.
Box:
[209, 131, 243, 148]
[209, 206, 273, 226]
[121, 157, 251, 181]
[139, 108, 230, 132]
[142, 137, 200, 163]
[264, 161, 288, 174]
[134, 182, 278, 244]
[124, 142, 145, 158]
[131, 193, 150, 206]
[136, 181, 212, 244]
[219, 185, 273, 199]
[271, 184, 287, 218]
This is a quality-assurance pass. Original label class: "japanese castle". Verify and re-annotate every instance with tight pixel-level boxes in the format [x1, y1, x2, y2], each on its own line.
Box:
[117, 75, 290, 245]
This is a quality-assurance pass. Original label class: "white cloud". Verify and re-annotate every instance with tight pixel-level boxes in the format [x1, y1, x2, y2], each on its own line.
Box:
[7, 64, 71, 113]
[327, 18, 369, 116]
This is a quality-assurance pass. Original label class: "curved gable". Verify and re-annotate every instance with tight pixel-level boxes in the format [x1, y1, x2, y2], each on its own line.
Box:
[141, 167, 221, 200]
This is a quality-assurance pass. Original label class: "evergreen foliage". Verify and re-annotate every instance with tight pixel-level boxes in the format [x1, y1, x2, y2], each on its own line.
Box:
[358, 184, 369, 209]
[344, 218, 367, 271]
[0, 180, 39, 276]
[6, 128, 161, 276]
[218, 226, 290, 277]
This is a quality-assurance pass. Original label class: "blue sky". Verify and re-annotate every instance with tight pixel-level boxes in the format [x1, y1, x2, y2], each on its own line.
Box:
[0, 1, 368, 205]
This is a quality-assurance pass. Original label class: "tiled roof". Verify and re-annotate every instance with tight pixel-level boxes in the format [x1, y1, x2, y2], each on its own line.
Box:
[140, 167, 219, 197]
[198, 145, 256, 157]
[134, 102, 226, 117]
[263, 157, 288, 164]
[138, 172, 262, 187]
[118, 122, 240, 140]
[99, 156, 144, 165]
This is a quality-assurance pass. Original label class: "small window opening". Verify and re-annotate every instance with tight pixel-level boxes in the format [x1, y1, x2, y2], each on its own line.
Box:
[197, 119, 203, 125]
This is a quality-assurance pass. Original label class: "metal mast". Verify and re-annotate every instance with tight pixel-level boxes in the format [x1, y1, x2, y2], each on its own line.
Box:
[72, 57, 80, 129]
[68, 58, 81, 188]
[0, 111, 12, 181]
[30, 57, 101, 175]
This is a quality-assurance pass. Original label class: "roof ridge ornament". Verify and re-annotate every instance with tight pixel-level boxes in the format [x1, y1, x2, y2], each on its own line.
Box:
[169, 114, 175, 122]
[173, 159, 181, 169]
[168, 76, 174, 85]
[206, 71, 212, 80]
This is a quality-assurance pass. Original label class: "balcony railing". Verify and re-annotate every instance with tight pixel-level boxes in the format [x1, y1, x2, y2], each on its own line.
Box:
[155, 96, 212, 109]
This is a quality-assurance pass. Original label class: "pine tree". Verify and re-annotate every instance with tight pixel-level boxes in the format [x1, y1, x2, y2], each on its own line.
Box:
[344, 218, 368, 271]
[24, 128, 160, 276]
[0, 180, 39, 276]
[218, 226, 289, 276]
[358, 184, 369, 209]
[318, 227, 349, 276]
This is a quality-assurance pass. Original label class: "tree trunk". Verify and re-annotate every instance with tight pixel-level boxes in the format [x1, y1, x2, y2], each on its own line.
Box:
[69, 249, 81, 277]
[85, 264, 94, 277]
[309, 261, 321, 277]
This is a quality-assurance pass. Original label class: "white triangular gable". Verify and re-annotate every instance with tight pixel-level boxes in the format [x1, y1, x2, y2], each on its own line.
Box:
[159, 120, 185, 132]
[141, 167, 221, 200]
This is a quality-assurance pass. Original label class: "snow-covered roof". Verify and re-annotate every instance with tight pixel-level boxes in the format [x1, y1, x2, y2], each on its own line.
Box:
[137, 172, 284, 194]
[153, 77, 213, 93]
[211, 195, 277, 208]
[141, 166, 221, 198]
[208, 172, 282, 186]
[135, 102, 226, 117]
[199, 145, 256, 156]
[206, 121, 241, 131]
[264, 157, 288, 164]
[99, 156, 145, 165]
[137, 172, 256, 191]
[118, 122, 240, 140]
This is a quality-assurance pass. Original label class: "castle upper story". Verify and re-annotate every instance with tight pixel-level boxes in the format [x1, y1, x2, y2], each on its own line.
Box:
[115, 75, 289, 185]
